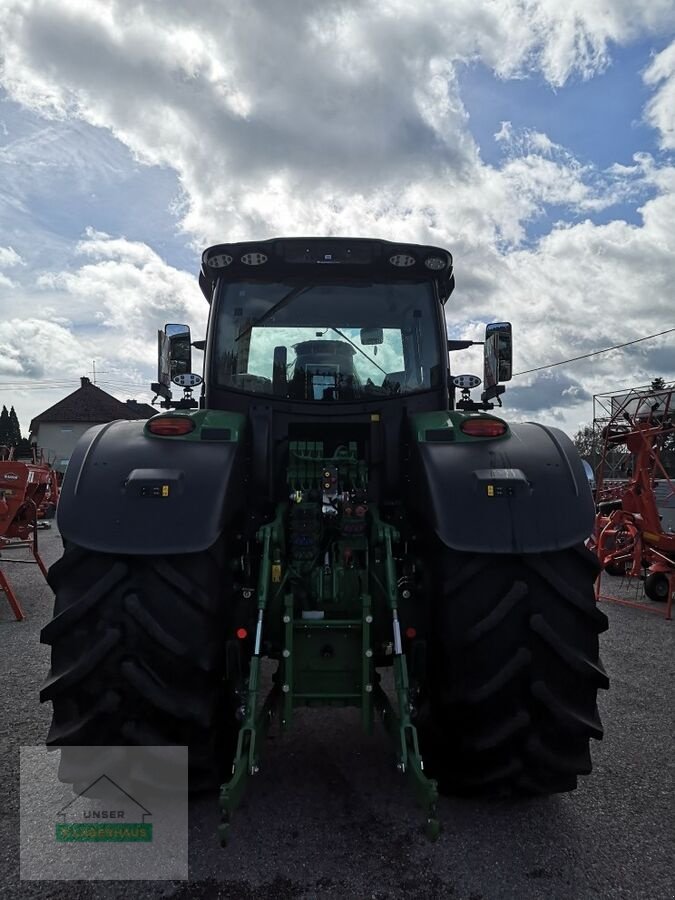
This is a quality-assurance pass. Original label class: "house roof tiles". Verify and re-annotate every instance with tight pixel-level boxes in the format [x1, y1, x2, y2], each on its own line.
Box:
[30, 378, 156, 432]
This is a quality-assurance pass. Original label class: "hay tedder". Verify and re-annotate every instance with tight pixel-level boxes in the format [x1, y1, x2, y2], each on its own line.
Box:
[0, 445, 58, 620]
[41, 238, 608, 841]
[594, 384, 675, 618]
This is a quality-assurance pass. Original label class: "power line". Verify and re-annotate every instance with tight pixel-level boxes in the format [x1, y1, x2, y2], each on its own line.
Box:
[2, 326, 673, 390]
[97, 380, 148, 390]
[0, 383, 80, 391]
[0, 379, 79, 387]
[512, 327, 675, 377]
[0, 377, 148, 389]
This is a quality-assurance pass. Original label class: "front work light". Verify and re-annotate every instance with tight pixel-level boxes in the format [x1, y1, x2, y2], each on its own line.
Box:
[389, 254, 416, 267]
[452, 374, 482, 389]
[241, 252, 268, 266]
[207, 253, 233, 268]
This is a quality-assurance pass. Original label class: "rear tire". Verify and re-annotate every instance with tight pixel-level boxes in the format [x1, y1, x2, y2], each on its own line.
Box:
[420, 543, 608, 795]
[644, 571, 670, 603]
[40, 541, 238, 790]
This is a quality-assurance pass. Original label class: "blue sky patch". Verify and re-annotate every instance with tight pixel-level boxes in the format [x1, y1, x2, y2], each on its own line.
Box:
[458, 39, 667, 171]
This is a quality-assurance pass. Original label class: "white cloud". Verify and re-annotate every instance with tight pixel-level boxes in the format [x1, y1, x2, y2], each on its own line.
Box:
[0, 317, 84, 378]
[1, 0, 673, 247]
[37, 230, 206, 344]
[0, 245, 23, 267]
[0, 244, 24, 286]
[644, 39, 675, 150]
[0, 1, 674, 436]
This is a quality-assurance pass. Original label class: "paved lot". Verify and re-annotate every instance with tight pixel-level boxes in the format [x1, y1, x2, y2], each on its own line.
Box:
[1, 526, 673, 899]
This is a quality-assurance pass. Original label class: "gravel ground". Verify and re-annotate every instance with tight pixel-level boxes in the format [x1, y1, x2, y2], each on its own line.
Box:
[1, 525, 673, 900]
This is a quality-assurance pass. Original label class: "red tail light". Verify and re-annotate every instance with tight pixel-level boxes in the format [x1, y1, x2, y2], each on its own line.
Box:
[236, 627, 248, 640]
[460, 418, 507, 438]
[147, 417, 195, 436]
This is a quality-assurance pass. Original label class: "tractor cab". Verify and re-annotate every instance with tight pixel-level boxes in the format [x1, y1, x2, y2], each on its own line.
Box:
[153, 237, 512, 416]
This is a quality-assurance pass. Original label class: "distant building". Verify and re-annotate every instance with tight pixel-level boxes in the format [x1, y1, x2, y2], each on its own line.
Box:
[29, 377, 156, 473]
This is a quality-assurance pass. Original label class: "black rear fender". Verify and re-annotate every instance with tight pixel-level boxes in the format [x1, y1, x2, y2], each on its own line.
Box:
[57, 419, 245, 555]
[410, 420, 594, 554]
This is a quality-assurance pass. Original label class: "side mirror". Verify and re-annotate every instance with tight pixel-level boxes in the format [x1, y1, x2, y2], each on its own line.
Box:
[165, 323, 192, 378]
[483, 322, 512, 400]
[360, 327, 384, 345]
[157, 330, 171, 390]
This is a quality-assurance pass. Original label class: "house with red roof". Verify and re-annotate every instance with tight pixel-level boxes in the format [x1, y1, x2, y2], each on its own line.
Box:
[29, 377, 156, 473]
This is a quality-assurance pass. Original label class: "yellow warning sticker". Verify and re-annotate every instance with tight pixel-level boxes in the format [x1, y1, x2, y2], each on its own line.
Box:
[487, 485, 494, 497]
[161, 485, 170, 497]
[271, 564, 282, 583]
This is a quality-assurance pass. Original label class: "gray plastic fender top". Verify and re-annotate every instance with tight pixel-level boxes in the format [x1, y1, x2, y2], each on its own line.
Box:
[412, 422, 594, 554]
[57, 420, 244, 555]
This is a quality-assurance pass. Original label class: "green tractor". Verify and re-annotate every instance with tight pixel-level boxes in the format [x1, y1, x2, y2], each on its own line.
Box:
[41, 238, 608, 841]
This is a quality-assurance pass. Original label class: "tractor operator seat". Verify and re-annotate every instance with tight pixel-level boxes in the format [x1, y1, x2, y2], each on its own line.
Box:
[289, 340, 359, 401]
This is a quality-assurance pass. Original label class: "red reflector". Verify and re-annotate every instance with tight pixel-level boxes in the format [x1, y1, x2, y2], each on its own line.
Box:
[236, 627, 248, 640]
[460, 418, 507, 438]
[147, 417, 195, 436]
[405, 627, 417, 639]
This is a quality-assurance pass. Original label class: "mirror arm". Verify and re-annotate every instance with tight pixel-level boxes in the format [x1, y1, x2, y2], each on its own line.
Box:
[448, 340, 483, 351]
[481, 385, 505, 405]
[456, 398, 495, 411]
[171, 397, 199, 410]
[151, 382, 171, 401]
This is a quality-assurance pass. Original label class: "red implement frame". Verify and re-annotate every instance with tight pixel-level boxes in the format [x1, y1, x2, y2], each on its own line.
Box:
[0, 446, 56, 620]
[591, 384, 675, 620]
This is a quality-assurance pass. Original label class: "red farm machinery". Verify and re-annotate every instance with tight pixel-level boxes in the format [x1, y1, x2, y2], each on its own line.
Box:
[592, 383, 675, 619]
[0, 445, 59, 620]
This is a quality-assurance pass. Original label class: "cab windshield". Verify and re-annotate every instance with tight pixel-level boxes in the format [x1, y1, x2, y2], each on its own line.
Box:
[213, 280, 442, 401]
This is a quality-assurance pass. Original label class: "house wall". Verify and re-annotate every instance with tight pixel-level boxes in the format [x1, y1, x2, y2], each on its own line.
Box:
[33, 422, 102, 473]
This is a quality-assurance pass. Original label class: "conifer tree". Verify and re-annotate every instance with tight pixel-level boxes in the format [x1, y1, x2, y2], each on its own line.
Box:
[8, 406, 22, 446]
[0, 405, 9, 445]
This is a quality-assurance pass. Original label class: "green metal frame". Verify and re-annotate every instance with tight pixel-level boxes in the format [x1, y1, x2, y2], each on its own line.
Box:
[370, 509, 440, 840]
[218, 504, 285, 845]
[218, 497, 439, 844]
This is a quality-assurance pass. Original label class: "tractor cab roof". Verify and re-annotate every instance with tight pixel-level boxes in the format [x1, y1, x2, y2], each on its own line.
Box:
[199, 236, 454, 304]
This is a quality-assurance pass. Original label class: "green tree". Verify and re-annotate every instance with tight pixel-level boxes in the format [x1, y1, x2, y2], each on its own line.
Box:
[0, 406, 31, 455]
[0, 405, 9, 445]
[8, 406, 22, 447]
[649, 378, 674, 475]
[573, 424, 601, 468]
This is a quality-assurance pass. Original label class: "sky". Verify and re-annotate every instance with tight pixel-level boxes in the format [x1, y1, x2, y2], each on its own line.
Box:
[0, 0, 674, 438]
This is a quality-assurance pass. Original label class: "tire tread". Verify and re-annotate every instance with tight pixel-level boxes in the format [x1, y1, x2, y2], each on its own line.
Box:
[40, 541, 236, 789]
[421, 544, 608, 796]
